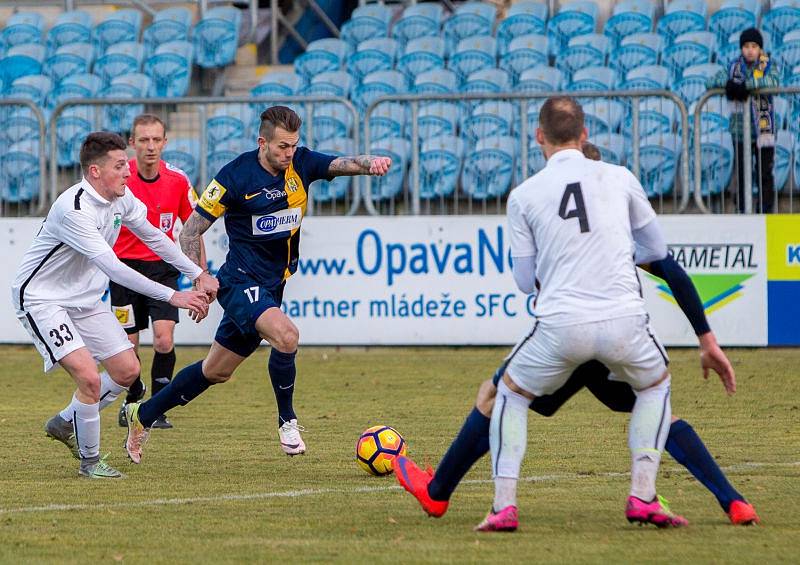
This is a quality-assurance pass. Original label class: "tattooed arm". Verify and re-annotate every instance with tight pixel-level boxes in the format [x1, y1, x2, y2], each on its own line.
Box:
[328, 155, 392, 177]
[180, 211, 219, 302]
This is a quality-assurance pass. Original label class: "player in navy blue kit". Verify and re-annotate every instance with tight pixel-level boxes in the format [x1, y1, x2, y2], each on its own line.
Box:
[124, 106, 391, 460]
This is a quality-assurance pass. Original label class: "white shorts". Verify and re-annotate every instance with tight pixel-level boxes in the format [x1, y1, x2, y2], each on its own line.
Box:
[505, 314, 669, 397]
[17, 302, 133, 372]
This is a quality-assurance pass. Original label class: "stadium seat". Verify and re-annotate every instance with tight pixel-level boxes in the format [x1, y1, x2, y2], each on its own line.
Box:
[499, 33, 548, 84]
[558, 33, 610, 80]
[47, 11, 92, 54]
[413, 68, 459, 94]
[294, 38, 349, 80]
[622, 64, 670, 89]
[145, 40, 193, 97]
[717, 31, 742, 66]
[613, 32, 663, 75]
[676, 63, 724, 105]
[547, 0, 599, 56]
[7, 74, 52, 107]
[48, 73, 103, 109]
[55, 106, 93, 166]
[762, 0, 800, 50]
[143, 7, 192, 56]
[463, 100, 515, 143]
[632, 132, 681, 196]
[162, 137, 200, 186]
[369, 101, 407, 142]
[0, 107, 41, 147]
[694, 131, 734, 195]
[95, 41, 144, 86]
[392, 3, 444, 46]
[448, 35, 497, 83]
[194, 7, 241, 68]
[307, 71, 353, 98]
[93, 9, 142, 56]
[100, 73, 150, 133]
[773, 129, 793, 190]
[251, 71, 304, 97]
[43, 42, 94, 86]
[603, 0, 656, 48]
[663, 31, 716, 81]
[340, 3, 393, 47]
[1, 12, 44, 49]
[443, 2, 497, 53]
[568, 65, 617, 91]
[369, 136, 410, 199]
[497, 1, 548, 55]
[591, 132, 627, 164]
[656, 0, 707, 46]
[627, 97, 679, 137]
[415, 102, 460, 140]
[419, 134, 466, 198]
[776, 30, 800, 76]
[582, 99, 625, 134]
[773, 96, 790, 130]
[346, 37, 399, 81]
[208, 138, 252, 177]
[207, 105, 249, 152]
[311, 102, 354, 143]
[461, 135, 517, 199]
[354, 69, 406, 112]
[461, 68, 511, 94]
[310, 137, 355, 202]
[519, 141, 547, 177]
[709, 0, 760, 47]
[515, 65, 565, 92]
[0, 140, 39, 202]
[0, 44, 46, 90]
[397, 36, 446, 81]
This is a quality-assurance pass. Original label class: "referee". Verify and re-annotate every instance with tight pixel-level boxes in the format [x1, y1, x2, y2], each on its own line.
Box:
[112, 114, 206, 429]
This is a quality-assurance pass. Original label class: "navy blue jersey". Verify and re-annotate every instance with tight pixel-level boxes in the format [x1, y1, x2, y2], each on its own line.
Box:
[195, 147, 336, 288]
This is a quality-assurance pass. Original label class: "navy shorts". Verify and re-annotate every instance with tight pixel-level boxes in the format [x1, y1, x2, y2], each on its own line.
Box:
[214, 273, 286, 358]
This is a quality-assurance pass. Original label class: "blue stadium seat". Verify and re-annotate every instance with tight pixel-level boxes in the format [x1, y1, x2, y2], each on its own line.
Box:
[591, 132, 627, 164]
[294, 38, 349, 80]
[613, 32, 663, 75]
[162, 137, 200, 187]
[1, 12, 44, 49]
[93, 9, 142, 56]
[369, 136, 410, 199]
[0, 139, 39, 202]
[55, 106, 92, 166]
[369, 101, 407, 142]
[392, 3, 444, 46]
[717, 31, 742, 66]
[461, 68, 511, 94]
[341, 3, 393, 48]
[43, 42, 94, 86]
[519, 141, 547, 178]
[208, 138, 251, 177]
[346, 37, 399, 81]
[0, 108, 41, 148]
[48, 73, 103, 108]
[47, 11, 92, 54]
[547, 0, 598, 56]
[207, 105, 249, 152]
[415, 102, 460, 140]
[448, 35, 497, 83]
[413, 68, 459, 94]
[568, 65, 617, 91]
[499, 33, 548, 84]
[95, 41, 144, 86]
[354, 70, 407, 111]
[632, 132, 681, 196]
[443, 2, 497, 53]
[773, 129, 794, 191]
[628, 97, 678, 137]
[462, 136, 517, 199]
[463, 101, 515, 143]
[397, 36, 446, 81]
[7, 74, 52, 107]
[100, 73, 151, 132]
[145, 40, 193, 97]
[663, 31, 716, 81]
[0, 44, 46, 90]
[251, 71, 303, 97]
[194, 7, 241, 68]
[419, 134, 466, 198]
[311, 102, 353, 143]
[604, 0, 656, 48]
[307, 71, 353, 98]
[582, 99, 625, 135]
[709, 0, 759, 47]
[693, 132, 734, 195]
[762, 0, 800, 50]
[776, 29, 800, 76]
[622, 64, 670, 89]
[773, 96, 790, 130]
[516, 65, 565, 92]
[310, 137, 355, 201]
[558, 33, 610, 80]
[143, 7, 192, 56]
[656, 0, 707, 46]
[676, 63, 724, 104]
[497, 1, 548, 55]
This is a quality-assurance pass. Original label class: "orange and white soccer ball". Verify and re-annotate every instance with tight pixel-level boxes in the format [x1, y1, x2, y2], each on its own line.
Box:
[356, 425, 407, 476]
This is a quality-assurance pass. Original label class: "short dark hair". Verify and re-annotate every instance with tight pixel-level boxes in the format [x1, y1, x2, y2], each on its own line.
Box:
[79, 132, 128, 170]
[259, 106, 302, 140]
[539, 96, 585, 145]
[582, 141, 601, 161]
[132, 114, 166, 137]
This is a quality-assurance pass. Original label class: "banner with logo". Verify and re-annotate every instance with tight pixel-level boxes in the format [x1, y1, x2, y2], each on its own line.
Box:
[766, 215, 800, 345]
[0, 215, 789, 346]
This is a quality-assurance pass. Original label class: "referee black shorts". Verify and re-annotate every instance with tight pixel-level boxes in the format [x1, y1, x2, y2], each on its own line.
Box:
[110, 259, 180, 335]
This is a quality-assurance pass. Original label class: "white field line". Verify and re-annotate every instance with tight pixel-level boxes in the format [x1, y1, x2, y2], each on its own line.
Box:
[1, 461, 798, 515]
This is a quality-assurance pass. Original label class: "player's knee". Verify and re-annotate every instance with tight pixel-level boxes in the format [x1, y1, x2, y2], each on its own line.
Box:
[115, 356, 141, 387]
[203, 366, 233, 384]
[475, 379, 497, 416]
[273, 325, 299, 353]
[153, 333, 174, 353]
[78, 374, 102, 402]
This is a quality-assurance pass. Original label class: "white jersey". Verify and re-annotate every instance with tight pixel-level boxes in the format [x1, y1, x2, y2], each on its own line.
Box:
[12, 179, 150, 311]
[507, 148, 657, 326]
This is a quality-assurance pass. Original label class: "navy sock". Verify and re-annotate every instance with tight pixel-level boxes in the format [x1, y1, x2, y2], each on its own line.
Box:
[427, 407, 491, 502]
[268, 349, 297, 427]
[151, 349, 176, 396]
[139, 360, 212, 428]
[666, 419, 745, 512]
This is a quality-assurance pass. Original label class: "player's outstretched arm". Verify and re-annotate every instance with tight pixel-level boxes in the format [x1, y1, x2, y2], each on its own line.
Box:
[168, 290, 211, 322]
[699, 332, 736, 395]
[328, 155, 392, 177]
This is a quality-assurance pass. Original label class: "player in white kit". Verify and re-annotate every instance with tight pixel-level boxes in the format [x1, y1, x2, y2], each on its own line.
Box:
[478, 97, 687, 531]
[11, 132, 216, 479]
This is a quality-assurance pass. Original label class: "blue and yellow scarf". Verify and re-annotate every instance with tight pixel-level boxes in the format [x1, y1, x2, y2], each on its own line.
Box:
[728, 54, 775, 148]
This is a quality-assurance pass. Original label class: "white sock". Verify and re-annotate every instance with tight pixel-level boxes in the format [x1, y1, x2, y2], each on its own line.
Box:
[98, 371, 128, 412]
[67, 395, 101, 460]
[629, 376, 671, 501]
[490, 378, 530, 510]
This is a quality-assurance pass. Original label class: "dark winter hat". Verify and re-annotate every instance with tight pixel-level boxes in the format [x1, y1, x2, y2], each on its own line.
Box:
[740, 27, 763, 49]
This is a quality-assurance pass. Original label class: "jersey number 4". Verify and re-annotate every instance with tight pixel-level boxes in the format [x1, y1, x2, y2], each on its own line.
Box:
[559, 183, 590, 233]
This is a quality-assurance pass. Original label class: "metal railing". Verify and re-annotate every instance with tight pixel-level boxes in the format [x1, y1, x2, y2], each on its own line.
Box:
[364, 89, 691, 216]
[48, 95, 361, 215]
[694, 86, 800, 214]
[0, 100, 49, 217]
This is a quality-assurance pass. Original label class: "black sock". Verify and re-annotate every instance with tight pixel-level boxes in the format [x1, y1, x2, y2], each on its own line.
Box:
[151, 349, 176, 397]
[268, 349, 297, 427]
[126, 376, 145, 404]
[139, 360, 212, 428]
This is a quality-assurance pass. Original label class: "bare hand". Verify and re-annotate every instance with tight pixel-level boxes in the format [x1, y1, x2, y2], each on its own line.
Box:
[699, 332, 736, 395]
[169, 290, 210, 323]
[193, 272, 219, 303]
[369, 156, 392, 176]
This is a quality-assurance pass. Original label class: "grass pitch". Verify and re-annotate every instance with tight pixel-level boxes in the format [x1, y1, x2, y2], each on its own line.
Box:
[0, 346, 797, 564]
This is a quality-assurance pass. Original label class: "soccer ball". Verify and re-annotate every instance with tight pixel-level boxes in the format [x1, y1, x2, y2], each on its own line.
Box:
[356, 425, 407, 476]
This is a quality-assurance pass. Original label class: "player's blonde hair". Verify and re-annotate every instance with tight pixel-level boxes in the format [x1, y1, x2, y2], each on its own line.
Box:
[132, 114, 166, 137]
